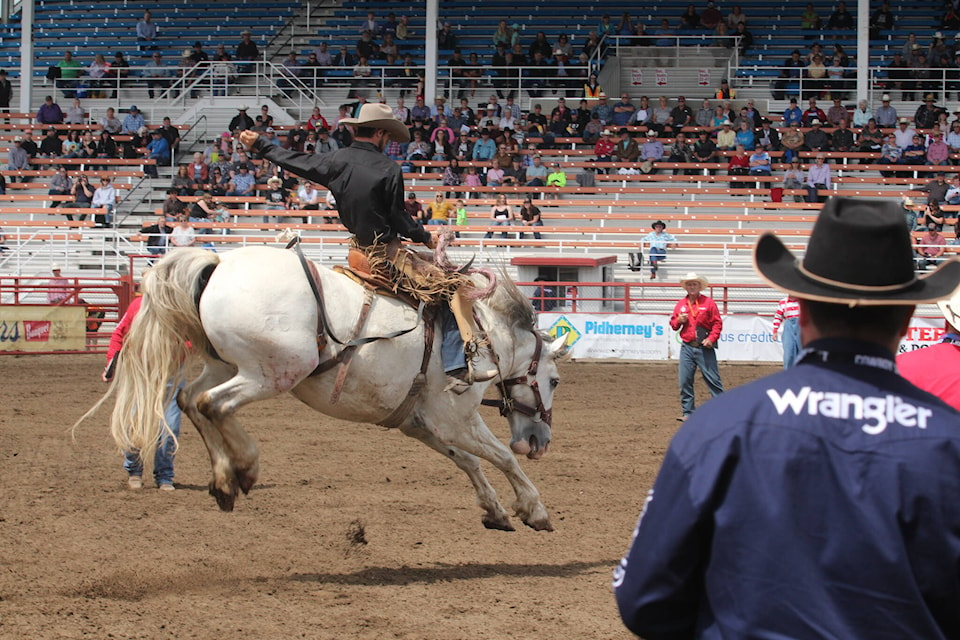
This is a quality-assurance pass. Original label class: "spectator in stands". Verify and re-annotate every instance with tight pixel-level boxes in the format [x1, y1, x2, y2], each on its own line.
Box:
[485, 159, 505, 187]
[65, 174, 93, 220]
[227, 164, 255, 198]
[668, 132, 696, 175]
[614, 128, 641, 164]
[902, 132, 927, 165]
[228, 105, 254, 134]
[6, 136, 28, 179]
[857, 118, 884, 156]
[716, 120, 736, 150]
[493, 20, 513, 48]
[872, 94, 897, 129]
[804, 118, 831, 151]
[800, 3, 822, 35]
[235, 30, 259, 75]
[84, 53, 110, 98]
[47, 166, 72, 208]
[733, 22, 753, 56]
[394, 14, 411, 41]
[107, 52, 130, 98]
[756, 119, 781, 151]
[917, 200, 947, 230]
[869, 1, 893, 39]
[805, 154, 831, 202]
[726, 5, 746, 30]
[144, 130, 170, 179]
[120, 105, 144, 135]
[36, 95, 63, 125]
[919, 171, 950, 204]
[693, 129, 718, 169]
[748, 142, 772, 180]
[0, 69, 11, 112]
[594, 129, 616, 166]
[526, 154, 548, 187]
[484, 193, 514, 238]
[825, 97, 848, 126]
[612, 94, 637, 127]
[734, 120, 755, 150]
[915, 93, 945, 129]
[471, 129, 496, 162]
[91, 176, 116, 227]
[826, 1, 853, 29]
[642, 221, 677, 280]
[139, 215, 172, 257]
[694, 99, 713, 128]
[56, 52, 82, 97]
[545, 162, 567, 197]
[781, 157, 805, 201]
[801, 97, 826, 126]
[59, 130, 80, 158]
[831, 117, 855, 152]
[46, 264, 71, 304]
[635, 130, 663, 176]
[138, 52, 171, 99]
[668, 96, 694, 136]
[928, 132, 950, 166]
[849, 99, 872, 129]
[61, 97, 84, 126]
[916, 221, 947, 269]
[169, 214, 197, 248]
[38, 128, 61, 157]
[782, 97, 803, 128]
[261, 176, 290, 224]
[135, 8, 159, 49]
[879, 133, 903, 176]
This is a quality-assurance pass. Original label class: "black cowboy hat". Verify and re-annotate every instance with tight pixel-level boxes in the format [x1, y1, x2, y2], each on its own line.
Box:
[754, 197, 960, 305]
[652, 220, 666, 230]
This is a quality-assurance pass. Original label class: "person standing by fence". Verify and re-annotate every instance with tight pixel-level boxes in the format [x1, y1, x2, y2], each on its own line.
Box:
[669, 272, 724, 421]
[102, 294, 182, 491]
[772, 294, 801, 368]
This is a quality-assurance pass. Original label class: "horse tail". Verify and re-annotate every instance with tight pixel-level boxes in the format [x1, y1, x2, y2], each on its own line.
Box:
[108, 248, 221, 462]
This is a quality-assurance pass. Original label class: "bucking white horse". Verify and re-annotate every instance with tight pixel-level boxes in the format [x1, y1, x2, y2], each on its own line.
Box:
[94, 245, 566, 531]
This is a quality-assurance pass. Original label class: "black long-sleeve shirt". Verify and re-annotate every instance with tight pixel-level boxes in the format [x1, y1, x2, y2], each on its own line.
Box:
[252, 138, 430, 247]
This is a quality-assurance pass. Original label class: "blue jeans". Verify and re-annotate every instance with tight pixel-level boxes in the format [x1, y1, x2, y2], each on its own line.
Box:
[440, 308, 466, 373]
[678, 344, 724, 416]
[649, 246, 666, 274]
[518, 220, 543, 239]
[781, 317, 801, 369]
[484, 219, 511, 239]
[124, 381, 183, 485]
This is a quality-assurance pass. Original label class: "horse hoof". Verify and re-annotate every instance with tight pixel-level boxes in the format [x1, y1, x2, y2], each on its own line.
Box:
[523, 518, 554, 532]
[482, 516, 516, 532]
[236, 468, 258, 495]
[209, 484, 236, 512]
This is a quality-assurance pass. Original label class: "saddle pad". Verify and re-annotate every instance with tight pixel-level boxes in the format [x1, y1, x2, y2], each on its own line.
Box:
[332, 264, 421, 309]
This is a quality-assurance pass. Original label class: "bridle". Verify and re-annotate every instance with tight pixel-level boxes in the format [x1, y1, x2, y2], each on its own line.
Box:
[481, 330, 552, 427]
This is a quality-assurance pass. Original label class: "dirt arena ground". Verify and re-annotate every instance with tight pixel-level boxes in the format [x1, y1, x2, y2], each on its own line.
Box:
[0, 354, 779, 639]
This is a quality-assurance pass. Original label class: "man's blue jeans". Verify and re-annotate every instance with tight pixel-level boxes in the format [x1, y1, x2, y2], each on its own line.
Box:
[440, 308, 466, 373]
[124, 381, 183, 485]
[781, 317, 801, 369]
[679, 343, 724, 416]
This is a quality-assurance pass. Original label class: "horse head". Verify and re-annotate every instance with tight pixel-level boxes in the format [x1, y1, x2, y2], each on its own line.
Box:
[477, 273, 568, 460]
[493, 331, 567, 460]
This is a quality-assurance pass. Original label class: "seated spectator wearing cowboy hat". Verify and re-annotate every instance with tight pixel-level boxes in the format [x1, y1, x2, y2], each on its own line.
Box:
[640, 220, 677, 280]
[616, 197, 960, 640]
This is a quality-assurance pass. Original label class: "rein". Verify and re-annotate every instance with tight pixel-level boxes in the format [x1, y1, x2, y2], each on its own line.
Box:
[288, 237, 423, 348]
[481, 330, 552, 427]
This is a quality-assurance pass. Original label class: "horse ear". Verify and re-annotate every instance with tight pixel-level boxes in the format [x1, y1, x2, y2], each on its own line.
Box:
[547, 334, 569, 358]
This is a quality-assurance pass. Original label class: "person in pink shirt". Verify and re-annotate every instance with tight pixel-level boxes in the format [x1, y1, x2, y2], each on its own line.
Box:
[898, 288, 960, 410]
[926, 132, 950, 165]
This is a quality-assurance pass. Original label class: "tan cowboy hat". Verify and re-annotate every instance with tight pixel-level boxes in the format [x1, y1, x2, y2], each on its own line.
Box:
[680, 272, 708, 287]
[339, 103, 410, 143]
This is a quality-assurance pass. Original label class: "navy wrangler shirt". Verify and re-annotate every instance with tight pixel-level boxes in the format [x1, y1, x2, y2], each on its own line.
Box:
[614, 338, 960, 639]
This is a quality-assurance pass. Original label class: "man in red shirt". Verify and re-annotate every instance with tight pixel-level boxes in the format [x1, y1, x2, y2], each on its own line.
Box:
[669, 272, 724, 421]
[898, 289, 960, 410]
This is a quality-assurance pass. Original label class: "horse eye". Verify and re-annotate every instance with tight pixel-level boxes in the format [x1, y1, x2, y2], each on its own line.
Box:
[550, 378, 559, 389]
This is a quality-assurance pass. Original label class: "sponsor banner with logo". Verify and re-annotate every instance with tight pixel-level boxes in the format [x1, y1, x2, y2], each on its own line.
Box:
[0, 305, 87, 352]
[537, 314, 945, 363]
[539, 313, 670, 360]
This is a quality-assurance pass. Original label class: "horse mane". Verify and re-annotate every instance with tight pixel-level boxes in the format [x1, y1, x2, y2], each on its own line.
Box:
[475, 269, 536, 332]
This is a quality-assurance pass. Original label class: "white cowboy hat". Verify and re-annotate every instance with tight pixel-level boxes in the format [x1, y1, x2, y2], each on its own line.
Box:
[51, 263, 62, 272]
[938, 287, 960, 328]
[339, 103, 410, 143]
[881, 94, 891, 101]
[680, 272, 708, 287]
[267, 176, 282, 185]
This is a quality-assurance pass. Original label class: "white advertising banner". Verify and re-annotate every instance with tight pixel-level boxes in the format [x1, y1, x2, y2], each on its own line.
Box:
[536, 313, 945, 363]
[538, 313, 670, 360]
